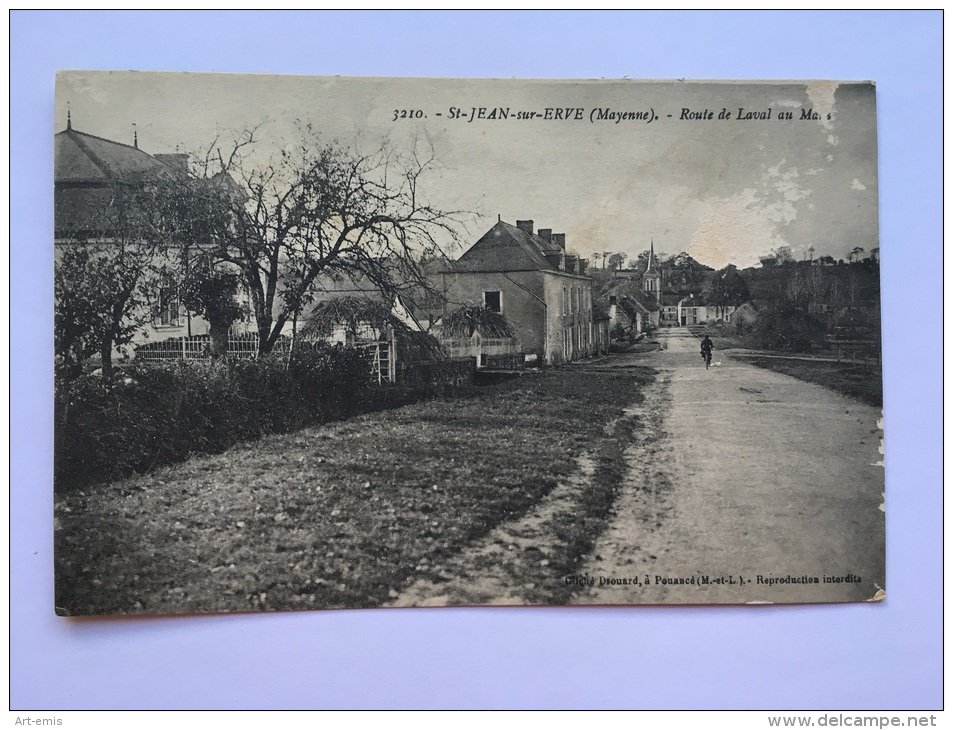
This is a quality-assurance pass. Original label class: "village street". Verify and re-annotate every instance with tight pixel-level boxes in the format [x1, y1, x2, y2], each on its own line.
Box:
[55, 326, 886, 613]
[573, 328, 886, 605]
[390, 328, 885, 607]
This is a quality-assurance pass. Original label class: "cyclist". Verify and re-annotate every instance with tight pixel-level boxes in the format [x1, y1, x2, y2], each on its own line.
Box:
[700, 334, 714, 369]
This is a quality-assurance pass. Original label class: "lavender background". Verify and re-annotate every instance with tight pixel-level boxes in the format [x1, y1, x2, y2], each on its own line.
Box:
[11, 10, 942, 709]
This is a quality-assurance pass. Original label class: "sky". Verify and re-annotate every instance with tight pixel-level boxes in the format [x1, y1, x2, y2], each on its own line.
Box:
[56, 72, 879, 270]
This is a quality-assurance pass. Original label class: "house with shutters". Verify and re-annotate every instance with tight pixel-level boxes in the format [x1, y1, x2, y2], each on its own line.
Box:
[437, 218, 596, 366]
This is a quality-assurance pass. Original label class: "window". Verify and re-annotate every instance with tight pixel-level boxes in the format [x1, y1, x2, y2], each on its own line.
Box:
[563, 287, 569, 315]
[484, 290, 501, 313]
[156, 277, 180, 327]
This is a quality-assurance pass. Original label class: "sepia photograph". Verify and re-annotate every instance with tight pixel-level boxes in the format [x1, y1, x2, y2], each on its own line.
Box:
[53, 72, 885, 615]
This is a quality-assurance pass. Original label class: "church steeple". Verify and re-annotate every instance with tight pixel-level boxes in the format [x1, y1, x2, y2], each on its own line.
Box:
[643, 238, 661, 302]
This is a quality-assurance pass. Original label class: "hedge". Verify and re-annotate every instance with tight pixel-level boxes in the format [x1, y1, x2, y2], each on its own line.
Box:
[54, 345, 474, 492]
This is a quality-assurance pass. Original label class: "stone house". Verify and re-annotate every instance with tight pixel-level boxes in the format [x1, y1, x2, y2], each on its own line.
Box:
[437, 219, 595, 365]
[675, 293, 737, 326]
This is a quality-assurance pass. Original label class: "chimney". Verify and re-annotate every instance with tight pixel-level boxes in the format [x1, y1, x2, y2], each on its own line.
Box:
[552, 233, 566, 250]
[565, 254, 578, 274]
[516, 220, 534, 235]
[544, 252, 565, 271]
[538, 228, 552, 243]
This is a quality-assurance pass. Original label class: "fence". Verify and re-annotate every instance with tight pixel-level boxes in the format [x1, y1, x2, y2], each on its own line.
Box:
[485, 353, 525, 370]
[441, 335, 520, 368]
[823, 337, 881, 364]
[133, 333, 265, 361]
[134, 333, 396, 383]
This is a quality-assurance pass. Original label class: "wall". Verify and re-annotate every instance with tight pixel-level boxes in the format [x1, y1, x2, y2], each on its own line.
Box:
[541, 271, 595, 364]
[440, 270, 548, 360]
[440, 269, 595, 365]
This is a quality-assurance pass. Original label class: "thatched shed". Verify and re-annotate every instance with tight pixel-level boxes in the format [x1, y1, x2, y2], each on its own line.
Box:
[300, 295, 447, 382]
[438, 305, 520, 367]
[440, 305, 516, 339]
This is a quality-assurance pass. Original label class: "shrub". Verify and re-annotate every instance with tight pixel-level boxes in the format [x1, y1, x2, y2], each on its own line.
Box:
[54, 343, 470, 492]
[747, 307, 827, 353]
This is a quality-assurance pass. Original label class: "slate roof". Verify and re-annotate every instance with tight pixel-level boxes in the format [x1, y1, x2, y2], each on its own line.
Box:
[592, 302, 611, 322]
[55, 126, 245, 237]
[453, 220, 562, 273]
[617, 298, 642, 322]
[307, 270, 424, 332]
[629, 289, 661, 312]
[56, 127, 175, 236]
[310, 270, 393, 302]
[644, 242, 660, 276]
[55, 127, 171, 184]
[678, 293, 710, 307]
[54, 186, 122, 236]
[310, 267, 425, 307]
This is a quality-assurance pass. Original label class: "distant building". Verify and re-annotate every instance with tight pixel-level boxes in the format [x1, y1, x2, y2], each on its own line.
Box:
[608, 292, 660, 334]
[675, 293, 737, 327]
[438, 219, 595, 365]
[725, 301, 759, 331]
[659, 293, 682, 326]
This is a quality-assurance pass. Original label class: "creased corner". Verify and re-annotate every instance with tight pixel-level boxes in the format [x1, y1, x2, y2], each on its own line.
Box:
[867, 587, 886, 602]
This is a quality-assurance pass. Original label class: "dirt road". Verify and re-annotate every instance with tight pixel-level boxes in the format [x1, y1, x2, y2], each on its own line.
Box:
[573, 328, 885, 604]
[387, 328, 886, 607]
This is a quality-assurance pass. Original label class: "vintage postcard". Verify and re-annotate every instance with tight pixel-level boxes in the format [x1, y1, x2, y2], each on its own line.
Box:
[54, 73, 884, 614]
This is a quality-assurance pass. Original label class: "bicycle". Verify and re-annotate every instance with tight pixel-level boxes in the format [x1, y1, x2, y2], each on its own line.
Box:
[702, 349, 712, 369]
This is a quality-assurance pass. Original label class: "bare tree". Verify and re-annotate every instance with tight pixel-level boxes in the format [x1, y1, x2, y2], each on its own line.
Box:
[784, 261, 827, 314]
[201, 127, 468, 354]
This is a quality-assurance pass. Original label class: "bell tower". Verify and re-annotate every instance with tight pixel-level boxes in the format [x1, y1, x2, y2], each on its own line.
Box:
[643, 239, 661, 302]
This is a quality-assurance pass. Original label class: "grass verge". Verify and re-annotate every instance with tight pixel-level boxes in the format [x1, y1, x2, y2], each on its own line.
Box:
[746, 358, 882, 407]
[55, 365, 656, 614]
